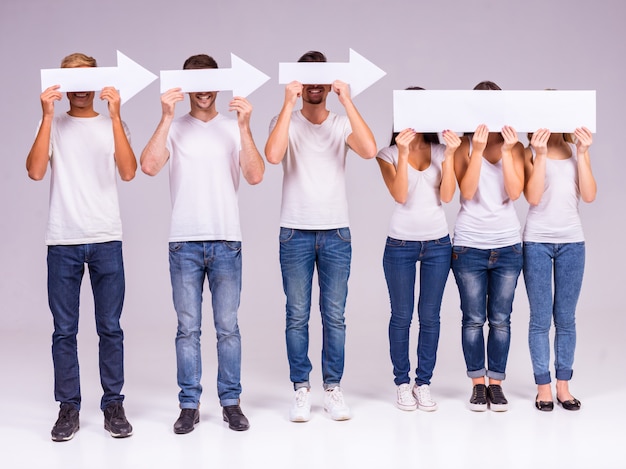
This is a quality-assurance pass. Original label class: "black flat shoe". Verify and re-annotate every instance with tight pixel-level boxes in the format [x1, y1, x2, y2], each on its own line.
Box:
[557, 397, 581, 411]
[535, 395, 554, 412]
[222, 405, 250, 431]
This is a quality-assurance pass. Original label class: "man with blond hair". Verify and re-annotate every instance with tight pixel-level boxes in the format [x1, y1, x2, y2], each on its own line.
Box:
[26, 52, 136, 441]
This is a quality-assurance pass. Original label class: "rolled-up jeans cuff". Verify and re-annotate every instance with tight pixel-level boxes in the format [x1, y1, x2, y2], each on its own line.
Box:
[467, 368, 486, 379]
[293, 381, 310, 391]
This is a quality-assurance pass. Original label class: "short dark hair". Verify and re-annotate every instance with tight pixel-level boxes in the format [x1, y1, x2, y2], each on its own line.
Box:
[298, 51, 327, 63]
[473, 80, 501, 91]
[183, 54, 218, 70]
[390, 87, 439, 145]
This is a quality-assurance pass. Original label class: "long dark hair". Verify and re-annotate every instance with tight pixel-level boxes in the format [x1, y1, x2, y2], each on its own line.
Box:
[390, 87, 439, 146]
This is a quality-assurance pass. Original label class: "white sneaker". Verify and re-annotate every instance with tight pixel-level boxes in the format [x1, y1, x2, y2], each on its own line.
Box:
[396, 383, 417, 411]
[324, 387, 351, 421]
[413, 384, 438, 412]
[289, 388, 311, 422]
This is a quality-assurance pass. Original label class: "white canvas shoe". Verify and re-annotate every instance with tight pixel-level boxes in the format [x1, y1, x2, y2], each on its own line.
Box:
[396, 383, 418, 411]
[289, 388, 311, 422]
[324, 387, 351, 421]
[413, 384, 438, 412]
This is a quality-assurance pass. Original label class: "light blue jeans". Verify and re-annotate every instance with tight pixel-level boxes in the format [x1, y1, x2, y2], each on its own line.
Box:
[383, 236, 452, 386]
[451, 244, 523, 380]
[279, 227, 351, 390]
[169, 241, 242, 408]
[523, 242, 585, 385]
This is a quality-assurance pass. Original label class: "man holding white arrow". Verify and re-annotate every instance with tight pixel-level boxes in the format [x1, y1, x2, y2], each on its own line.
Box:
[26, 52, 137, 441]
[141, 54, 265, 434]
[265, 50, 377, 422]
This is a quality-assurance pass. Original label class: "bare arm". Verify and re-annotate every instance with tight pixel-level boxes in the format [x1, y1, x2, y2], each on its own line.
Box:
[377, 129, 413, 204]
[455, 125, 488, 200]
[102, 87, 136, 181]
[523, 128, 549, 205]
[140, 88, 184, 176]
[230, 96, 264, 185]
[574, 127, 597, 203]
[500, 126, 525, 201]
[265, 81, 302, 165]
[440, 130, 461, 203]
[26, 85, 61, 180]
[334, 80, 377, 159]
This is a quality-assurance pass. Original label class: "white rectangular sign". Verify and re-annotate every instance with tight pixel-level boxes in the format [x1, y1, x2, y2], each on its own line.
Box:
[393, 90, 596, 133]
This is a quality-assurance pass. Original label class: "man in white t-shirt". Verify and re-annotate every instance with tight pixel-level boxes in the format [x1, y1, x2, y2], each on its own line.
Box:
[140, 54, 264, 434]
[26, 53, 137, 442]
[265, 50, 377, 422]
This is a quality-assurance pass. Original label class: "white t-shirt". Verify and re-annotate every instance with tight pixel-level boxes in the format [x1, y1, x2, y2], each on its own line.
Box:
[270, 110, 352, 229]
[45, 113, 127, 245]
[453, 156, 521, 249]
[166, 113, 242, 242]
[377, 144, 449, 241]
[523, 143, 584, 243]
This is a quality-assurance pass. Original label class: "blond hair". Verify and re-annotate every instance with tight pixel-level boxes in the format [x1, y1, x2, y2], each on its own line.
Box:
[60, 53, 97, 68]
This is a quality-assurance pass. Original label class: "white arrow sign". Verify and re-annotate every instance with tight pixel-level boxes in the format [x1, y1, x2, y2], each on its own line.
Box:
[40, 50, 158, 105]
[278, 48, 386, 97]
[393, 90, 596, 133]
[160, 54, 270, 97]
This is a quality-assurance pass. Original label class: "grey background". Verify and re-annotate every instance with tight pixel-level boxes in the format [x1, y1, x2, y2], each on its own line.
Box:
[1, 0, 624, 466]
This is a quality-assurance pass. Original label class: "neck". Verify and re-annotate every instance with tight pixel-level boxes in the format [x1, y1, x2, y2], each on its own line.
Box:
[67, 106, 98, 118]
[547, 133, 566, 146]
[190, 107, 218, 123]
[301, 101, 329, 125]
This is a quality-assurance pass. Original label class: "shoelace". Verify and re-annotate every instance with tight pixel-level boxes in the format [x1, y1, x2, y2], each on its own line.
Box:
[473, 385, 487, 400]
[489, 385, 505, 401]
[398, 384, 413, 402]
[56, 405, 74, 425]
[327, 388, 345, 405]
[294, 389, 309, 407]
[416, 386, 432, 403]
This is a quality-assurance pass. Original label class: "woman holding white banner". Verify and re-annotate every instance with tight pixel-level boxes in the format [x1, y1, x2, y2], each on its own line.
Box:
[377, 88, 460, 412]
[451, 81, 525, 412]
[523, 127, 596, 412]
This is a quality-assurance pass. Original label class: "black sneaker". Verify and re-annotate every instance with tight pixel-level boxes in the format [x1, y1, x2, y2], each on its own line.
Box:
[103, 401, 133, 438]
[222, 405, 250, 431]
[51, 403, 79, 442]
[487, 384, 509, 412]
[469, 384, 488, 411]
[173, 408, 199, 434]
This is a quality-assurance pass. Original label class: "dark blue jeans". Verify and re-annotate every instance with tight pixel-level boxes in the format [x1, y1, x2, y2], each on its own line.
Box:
[383, 236, 452, 386]
[451, 244, 523, 380]
[279, 227, 351, 390]
[47, 241, 126, 411]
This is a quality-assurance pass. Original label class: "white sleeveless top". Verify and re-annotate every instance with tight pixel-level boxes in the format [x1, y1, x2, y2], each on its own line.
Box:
[453, 143, 521, 249]
[377, 143, 449, 241]
[523, 142, 584, 243]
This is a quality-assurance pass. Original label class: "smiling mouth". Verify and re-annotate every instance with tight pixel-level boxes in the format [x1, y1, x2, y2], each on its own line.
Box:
[73, 92, 89, 98]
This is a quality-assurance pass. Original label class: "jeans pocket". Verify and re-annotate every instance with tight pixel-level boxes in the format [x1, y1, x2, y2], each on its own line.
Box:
[511, 243, 523, 255]
[279, 227, 295, 243]
[385, 237, 404, 247]
[169, 242, 185, 253]
[435, 235, 451, 246]
[336, 227, 351, 242]
[223, 241, 242, 252]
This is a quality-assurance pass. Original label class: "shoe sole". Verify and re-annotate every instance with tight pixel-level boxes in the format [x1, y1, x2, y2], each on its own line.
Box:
[489, 403, 508, 412]
[469, 403, 488, 412]
[289, 414, 311, 422]
[417, 404, 438, 412]
[396, 402, 418, 411]
[51, 426, 79, 442]
[104, 423, 133, 438]
[324, 408, 351, 421]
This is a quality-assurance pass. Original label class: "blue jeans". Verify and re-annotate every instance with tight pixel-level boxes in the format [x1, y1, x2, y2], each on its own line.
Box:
[523, 242, 585, 385]
[451, 244, 523, 380]
[169, 241, 242, 408]
[47, 241, 126, 411]
[279, 228, 351, 390]
[383, 236, 452, 386]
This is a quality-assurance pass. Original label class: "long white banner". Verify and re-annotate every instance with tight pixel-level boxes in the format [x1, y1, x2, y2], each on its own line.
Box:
[393, 90, 596, 133]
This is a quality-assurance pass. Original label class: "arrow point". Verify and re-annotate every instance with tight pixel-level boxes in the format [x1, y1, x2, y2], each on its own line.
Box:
[230, 54, 270, 97]
[116, 50, 157, 104]
[348, 49, 386, 97]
